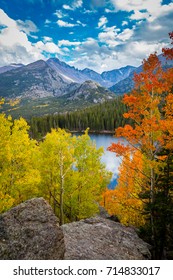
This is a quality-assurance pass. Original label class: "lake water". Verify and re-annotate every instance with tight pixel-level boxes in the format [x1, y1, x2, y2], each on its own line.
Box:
[89, 134, 123, 189]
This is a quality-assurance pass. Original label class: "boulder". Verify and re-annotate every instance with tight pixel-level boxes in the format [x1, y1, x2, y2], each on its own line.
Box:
[0, 198, 65, 259]
[62, 216, 151, 260]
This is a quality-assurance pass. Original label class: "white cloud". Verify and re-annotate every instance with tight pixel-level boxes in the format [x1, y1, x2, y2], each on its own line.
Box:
[16, 19, 38, 35]
[111, 0, 159, 12]
[58, 40, 81, 47]
[130, 10, 149, 21]
[54, 10, 67, 18]
[62, 0, 83, 11]
[82, 8, 97, 14]
[122, 21, 128, 26]
[105, 8, 115, 13]
[98, 26, 120, 47]
[73, 0, 83, 9]
[70, 39, 164, 72]
[0, 8, 61, 66]
[45, 19, 51, 24]
[62, 4, 73, 10]
[57, 18, 85, 28]
[110, 0, 173, 22]
[124, 40, 167, 60]
[98, 16, 108, 28]
[117, 28, 134, 41]
[57, 20, 77, 27]
[0, 9, 40, 64]
[0, 8, 16, 28]
[35, 41, 62, 54]
[43, 36, 53, 42]
[76, 20, 86, 27]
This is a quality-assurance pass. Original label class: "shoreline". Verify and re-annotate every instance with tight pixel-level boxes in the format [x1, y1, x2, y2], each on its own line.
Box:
[70, 130, 115, 135]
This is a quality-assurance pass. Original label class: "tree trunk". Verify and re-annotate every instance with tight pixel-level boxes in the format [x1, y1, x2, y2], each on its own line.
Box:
[59, 161, 64, 225]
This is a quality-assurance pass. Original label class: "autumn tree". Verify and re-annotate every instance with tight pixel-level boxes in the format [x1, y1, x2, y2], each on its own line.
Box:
[70, 129, 111, 221]
[107, 32, 173, 258]
[38, 128, 75, 225]
[38, 128, 110, 224]
[102, 150, 146, 227]
[0, 114, 40, 212]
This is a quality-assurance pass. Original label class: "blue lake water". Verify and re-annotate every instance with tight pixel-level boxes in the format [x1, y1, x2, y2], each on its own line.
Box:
[88, 134, 124, 189]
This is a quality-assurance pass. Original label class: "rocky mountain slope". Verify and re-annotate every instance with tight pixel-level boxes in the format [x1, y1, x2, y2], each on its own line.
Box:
[0, 60, 79, 99]
[0, 58, 116, 118]
[66, 80, 114, 103]
[1, 54, 171, 118]
[0, 63, 24, 74]
[110, 54, 173, 94]
[47, 58, 136, 88]
[0, 57, 136, 101]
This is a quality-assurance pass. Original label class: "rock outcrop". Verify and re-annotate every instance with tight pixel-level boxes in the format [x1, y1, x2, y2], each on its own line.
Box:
[0, 198, 151, 260]
[62, 216, 151, 260]
[0, 198, 65, 259]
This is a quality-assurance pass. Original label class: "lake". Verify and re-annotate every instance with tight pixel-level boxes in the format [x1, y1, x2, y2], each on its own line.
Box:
[89, 133, 123, 189]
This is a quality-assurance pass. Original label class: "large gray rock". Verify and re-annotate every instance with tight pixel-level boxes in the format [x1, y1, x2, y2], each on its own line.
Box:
[62, 216, 151, 260]
[0, 198, 65, 259]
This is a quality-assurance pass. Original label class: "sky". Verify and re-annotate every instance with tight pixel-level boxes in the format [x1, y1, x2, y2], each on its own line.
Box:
[0, 0, 173, 73]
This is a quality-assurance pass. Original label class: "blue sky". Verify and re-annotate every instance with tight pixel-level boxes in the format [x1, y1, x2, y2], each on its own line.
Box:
[0, 0, 173, 72]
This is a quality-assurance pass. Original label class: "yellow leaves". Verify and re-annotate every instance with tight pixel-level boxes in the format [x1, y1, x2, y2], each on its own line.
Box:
[0, 114, 40, 211]
[0, 192, 14, 213]
[0, 98, 5, 107]
[37, 128, 110, 222]
[8, 98, 20, 107]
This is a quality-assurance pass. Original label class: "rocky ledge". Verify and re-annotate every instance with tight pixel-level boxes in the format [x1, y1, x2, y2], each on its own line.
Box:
[0, 198, 151, 260]
[62, 216, 151, 260]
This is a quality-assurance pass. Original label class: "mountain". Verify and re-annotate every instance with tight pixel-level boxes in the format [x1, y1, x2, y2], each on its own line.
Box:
[47, 57, 90, 84]
[0, 60, 115, 119]
[110, 54, 173, 94]
[0, 63, 24, 74]
[81, 68, 107, 87]
[0, 60, 79, 99]
[66, 80, 114, 103]
[47, 58, 136, 87]
[101, 65, 136, 87]
[0, 58, 136, 100]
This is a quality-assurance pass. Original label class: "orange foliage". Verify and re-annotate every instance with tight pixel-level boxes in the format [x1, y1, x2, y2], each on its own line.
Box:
[104, 32, 173, 227]
[107, 141, 130, 156]
[162, 32, 173, 60]
[101, 151, 146, 227]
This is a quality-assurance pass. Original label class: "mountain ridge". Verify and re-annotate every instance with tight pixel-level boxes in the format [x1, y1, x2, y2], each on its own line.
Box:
[0, 58, 136, 89]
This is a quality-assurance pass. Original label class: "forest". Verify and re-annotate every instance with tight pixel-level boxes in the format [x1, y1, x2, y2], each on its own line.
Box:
[29, 96, 132, 139]
[0, 32, 173, 259]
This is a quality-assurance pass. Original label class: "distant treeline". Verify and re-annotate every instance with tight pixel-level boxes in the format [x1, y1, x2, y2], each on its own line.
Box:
[29, 97, 132, 138]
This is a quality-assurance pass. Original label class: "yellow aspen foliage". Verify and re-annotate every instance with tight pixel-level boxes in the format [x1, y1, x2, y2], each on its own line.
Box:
[38, 128, 111, 223]
[0, 114, 40, 211]
[0, 191, 14, 213]
[38, 128, 75, 224]
[70, 129, 111, 221]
